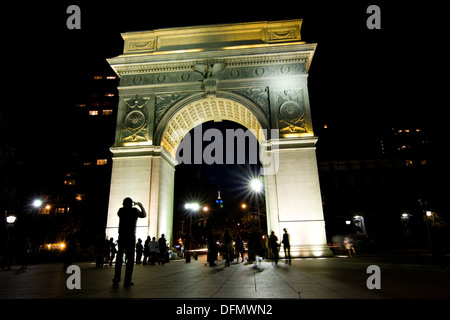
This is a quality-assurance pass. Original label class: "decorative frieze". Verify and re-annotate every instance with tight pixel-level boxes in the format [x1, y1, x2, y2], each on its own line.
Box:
[119, 60, 307, 86]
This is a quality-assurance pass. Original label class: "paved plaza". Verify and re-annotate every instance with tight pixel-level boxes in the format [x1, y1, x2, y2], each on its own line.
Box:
[1, 253, 449, 300]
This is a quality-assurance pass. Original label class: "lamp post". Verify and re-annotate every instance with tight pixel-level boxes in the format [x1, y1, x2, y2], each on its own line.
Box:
[184, 202, 200, 262]
[250, 178, 263, 228]
[5, 214, 17, 270]
[32, 199, 43, 215]
[425, 211, 433, 255]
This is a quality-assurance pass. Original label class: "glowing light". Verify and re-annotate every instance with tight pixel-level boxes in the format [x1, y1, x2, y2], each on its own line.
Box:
[185, 203, 200, 211]
[250, 179, 263, 193]
[6, 215, 16, 224]
[426, 211, 432, 217]
[33, 199, 43, 208]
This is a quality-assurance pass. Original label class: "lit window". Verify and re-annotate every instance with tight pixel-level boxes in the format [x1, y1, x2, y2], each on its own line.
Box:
[102, 109, 113, 116]
[97, 159, 108, 166]
[75, 193, 85, 201]
[64, 180, 76, 185]
[106, 76, 116, 80]
[94, 75, 102, 80]
[89, 110, 99, 116]
[105, 93, 115, 97]
[76, 103, 86, 108]
[57, 208, 65, 214]
[83, 162, 92, 166]
[420, 160, 427, 166]
[91, 101, 100, 107]
[405, 160, 413, 166]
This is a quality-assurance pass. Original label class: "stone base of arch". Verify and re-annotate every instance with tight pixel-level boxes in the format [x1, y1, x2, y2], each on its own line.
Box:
[105, 145, 177, 245]
[264, 136, 333, 258]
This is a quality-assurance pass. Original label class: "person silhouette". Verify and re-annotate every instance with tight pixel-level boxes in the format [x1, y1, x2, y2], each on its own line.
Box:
[112, 198, 146, 288]
[269, 231, 279, 265]
[282, 228, 291, 264]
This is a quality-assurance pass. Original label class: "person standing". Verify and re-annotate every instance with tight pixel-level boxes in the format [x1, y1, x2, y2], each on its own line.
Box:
[235, 235, 245, 262]
[282, 228, 291, 264]
[143, 236, 150, 265]
[269, 231, 279, 265]
[223, 229, 233, 267]
[112, 198, 146, 288]
[109, 238, 117, 266]
[149, 237, 158, 265]
[158, 234, 167, 265]
[21, 238, 32, 269]
[207, 230, 217, 267]
[135, 238, 143, 264]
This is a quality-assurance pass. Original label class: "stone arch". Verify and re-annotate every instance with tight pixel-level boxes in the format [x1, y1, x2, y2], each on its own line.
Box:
[154, 92, 270, 158]
[105, 20, 333, 257]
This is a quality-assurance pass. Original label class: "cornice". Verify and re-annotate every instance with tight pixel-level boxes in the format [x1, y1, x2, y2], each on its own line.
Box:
[107, 43, 316, 76]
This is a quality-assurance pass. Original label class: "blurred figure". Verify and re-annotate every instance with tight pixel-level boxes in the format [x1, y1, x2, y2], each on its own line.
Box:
[235, 235, 245, 262]
[21, 238, 32, 270]
[112, 198, 146, 288]
[344, 236, 356, 256]
[207, 230, 217, 267]
[223, 229, 233, 267]
[109, 238, 117, 266]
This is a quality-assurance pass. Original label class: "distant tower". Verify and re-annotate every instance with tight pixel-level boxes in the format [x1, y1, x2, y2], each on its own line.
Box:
[216, 189, 224, 208]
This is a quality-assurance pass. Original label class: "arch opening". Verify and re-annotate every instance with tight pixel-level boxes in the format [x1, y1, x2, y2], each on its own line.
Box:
[158, 97, 268, 159]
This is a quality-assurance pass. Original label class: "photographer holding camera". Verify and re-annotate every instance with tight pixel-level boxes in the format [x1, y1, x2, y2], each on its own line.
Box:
[112, 197, 147, 288]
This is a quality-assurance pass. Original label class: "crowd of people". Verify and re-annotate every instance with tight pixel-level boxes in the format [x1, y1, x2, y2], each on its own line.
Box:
[95, 227, 292, 270]
[206, 227, 292, 267]
[95, 233, 174, 268]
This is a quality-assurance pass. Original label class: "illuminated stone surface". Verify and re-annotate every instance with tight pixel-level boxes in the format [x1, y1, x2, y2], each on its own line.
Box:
[105, 20, 332, 257]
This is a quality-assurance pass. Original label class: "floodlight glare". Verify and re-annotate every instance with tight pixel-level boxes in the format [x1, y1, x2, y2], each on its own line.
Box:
[33, 199, 43, 208]
[250, 179, 263, 193]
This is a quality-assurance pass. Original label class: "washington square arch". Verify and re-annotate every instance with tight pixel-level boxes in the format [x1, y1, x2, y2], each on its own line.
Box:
[105, 19, 333, 257]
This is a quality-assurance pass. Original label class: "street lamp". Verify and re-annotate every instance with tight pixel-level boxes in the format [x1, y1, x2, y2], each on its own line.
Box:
[33, 199, 43, 208]
[6, 215, 17, 225]
[425, 211, 433, 255]
[5, 214, 17, 270]
[184, 202, 201, 262]
[250, 179, 263, 193]
[249, 178, 264, 228]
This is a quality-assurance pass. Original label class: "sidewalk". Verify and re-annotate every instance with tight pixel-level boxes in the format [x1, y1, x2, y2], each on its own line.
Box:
[0, 254, 448, 299]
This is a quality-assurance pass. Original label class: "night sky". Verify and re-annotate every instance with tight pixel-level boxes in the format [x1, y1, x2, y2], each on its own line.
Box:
[1, 1, 445, 214]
